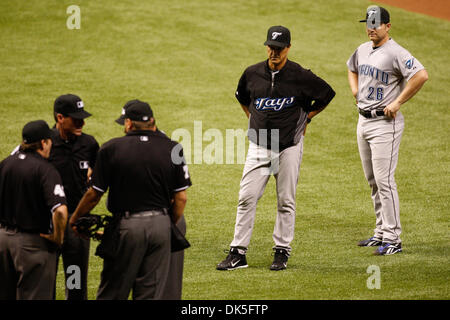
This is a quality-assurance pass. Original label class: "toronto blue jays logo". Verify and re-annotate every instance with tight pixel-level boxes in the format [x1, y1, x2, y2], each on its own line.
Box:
[271, 32, 283, 40]
[405, 58, 414, 69]
[254, 97, 295, 111]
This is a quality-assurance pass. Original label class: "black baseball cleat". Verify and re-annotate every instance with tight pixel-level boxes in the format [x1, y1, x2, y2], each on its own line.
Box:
[358, 236, 383, 247]
[373, 243, 402, 256]
[270, 248, 289, 271]
[216, 247, 248, 270]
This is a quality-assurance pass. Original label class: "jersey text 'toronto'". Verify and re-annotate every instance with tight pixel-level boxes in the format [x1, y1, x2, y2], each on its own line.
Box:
[358, 64, 389, 85]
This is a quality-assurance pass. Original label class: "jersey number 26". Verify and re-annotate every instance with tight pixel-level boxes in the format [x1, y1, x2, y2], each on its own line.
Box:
[367, 87, 384, 101]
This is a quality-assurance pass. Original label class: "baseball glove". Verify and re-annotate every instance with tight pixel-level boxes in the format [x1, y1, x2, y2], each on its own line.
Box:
[73, 214, 112, 240]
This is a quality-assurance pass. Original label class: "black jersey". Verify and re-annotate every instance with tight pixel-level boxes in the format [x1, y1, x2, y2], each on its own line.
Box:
[49, 128, 99, 212]
[0, 150, 67, 233]
[91, 130, 192, 216]
[235, 59, 335, 150]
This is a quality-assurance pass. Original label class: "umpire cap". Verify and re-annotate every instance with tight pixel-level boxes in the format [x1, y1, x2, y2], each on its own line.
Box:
[22, 120, 52, 144]
[54, 94, 92, 119]
[116, 99, 153, 125]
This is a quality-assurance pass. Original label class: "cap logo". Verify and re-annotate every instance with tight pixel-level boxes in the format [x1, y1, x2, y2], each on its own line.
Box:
[142, 116, 149, 121]
[365, 5, 384, 29]
[121, 108, 126, 115]
[77, 101, 84, 109]
[367, 9, 377, 19]
[271, 32, 282, 40]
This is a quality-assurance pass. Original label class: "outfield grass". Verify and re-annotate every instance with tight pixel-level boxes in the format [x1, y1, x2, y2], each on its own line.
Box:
[0, 0, 449, 300]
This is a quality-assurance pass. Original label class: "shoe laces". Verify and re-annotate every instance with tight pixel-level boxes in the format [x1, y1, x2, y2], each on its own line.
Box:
[224, 248, 245, 259]
[272, 248, 290, 257]
[377, 243, 392, 252]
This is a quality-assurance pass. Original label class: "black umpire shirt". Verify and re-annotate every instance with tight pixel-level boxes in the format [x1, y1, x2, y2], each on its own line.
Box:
[91, 130, 192, 215]
[49, 128, 99, 213]
[0, 150, 67, 233]
[236, 59, 336, 151]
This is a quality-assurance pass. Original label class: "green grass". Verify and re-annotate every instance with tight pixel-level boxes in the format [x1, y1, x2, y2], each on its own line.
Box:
[1, 0, 449, 300]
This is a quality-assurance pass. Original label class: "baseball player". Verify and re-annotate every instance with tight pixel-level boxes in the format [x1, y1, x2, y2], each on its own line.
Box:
[217, 26, 335, 271]
[347, 6, 428, 255]
[0, 120, 68, 299]
[70, 100, 191, 299]
[51, 94, 99, 299]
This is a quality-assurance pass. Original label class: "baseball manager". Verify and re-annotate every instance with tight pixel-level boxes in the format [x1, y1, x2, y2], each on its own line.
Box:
[217, 26, 335, 271]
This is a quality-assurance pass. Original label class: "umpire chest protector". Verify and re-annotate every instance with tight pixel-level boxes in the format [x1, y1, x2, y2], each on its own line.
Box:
[236, 59, 335, 151]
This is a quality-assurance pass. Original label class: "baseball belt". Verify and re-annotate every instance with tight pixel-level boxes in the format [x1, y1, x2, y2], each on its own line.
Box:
[124, 210, 167, 218]
[358, 108, 385, 118]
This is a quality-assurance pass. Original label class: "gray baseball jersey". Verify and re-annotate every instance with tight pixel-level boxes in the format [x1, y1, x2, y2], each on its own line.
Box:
[348, 37, 426, 246]
[347, 38, 424, 111]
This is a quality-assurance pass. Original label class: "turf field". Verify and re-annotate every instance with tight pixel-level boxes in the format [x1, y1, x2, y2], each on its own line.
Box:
[0, 0, 448, 300]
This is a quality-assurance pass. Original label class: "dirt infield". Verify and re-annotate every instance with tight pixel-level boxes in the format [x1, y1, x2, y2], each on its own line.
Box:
[376, 0, 450, 20]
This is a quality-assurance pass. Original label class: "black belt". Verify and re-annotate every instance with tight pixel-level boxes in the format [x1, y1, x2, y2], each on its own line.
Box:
[358, 108, 385, 118]
[123, 209, 167, 218]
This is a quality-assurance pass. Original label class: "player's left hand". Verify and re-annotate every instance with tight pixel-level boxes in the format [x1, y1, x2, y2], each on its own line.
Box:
[384, 102, 401, 118]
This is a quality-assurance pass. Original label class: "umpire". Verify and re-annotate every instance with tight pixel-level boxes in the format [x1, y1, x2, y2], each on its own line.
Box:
[115, 100, 187, 300]
[51, 94, 99, 300]
[70, 100, 192, 300]
[0, 120, 68, 299]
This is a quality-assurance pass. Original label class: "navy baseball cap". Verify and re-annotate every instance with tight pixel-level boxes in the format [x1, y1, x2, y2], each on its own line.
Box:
[360, 6, 390, 26]
[264, 26, 291, 48]
[54, 94, 92, 119]
[116, 99, 153, 125]
[22, 120, 52, 144]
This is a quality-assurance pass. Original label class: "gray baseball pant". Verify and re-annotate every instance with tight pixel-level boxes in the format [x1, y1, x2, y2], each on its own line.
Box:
[161, 215, 186, 300]
[230, 137, 304, 251]
[96, 213, 171, 300]
[0, 227, 57, 300]
[357, 113, 404, 244]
